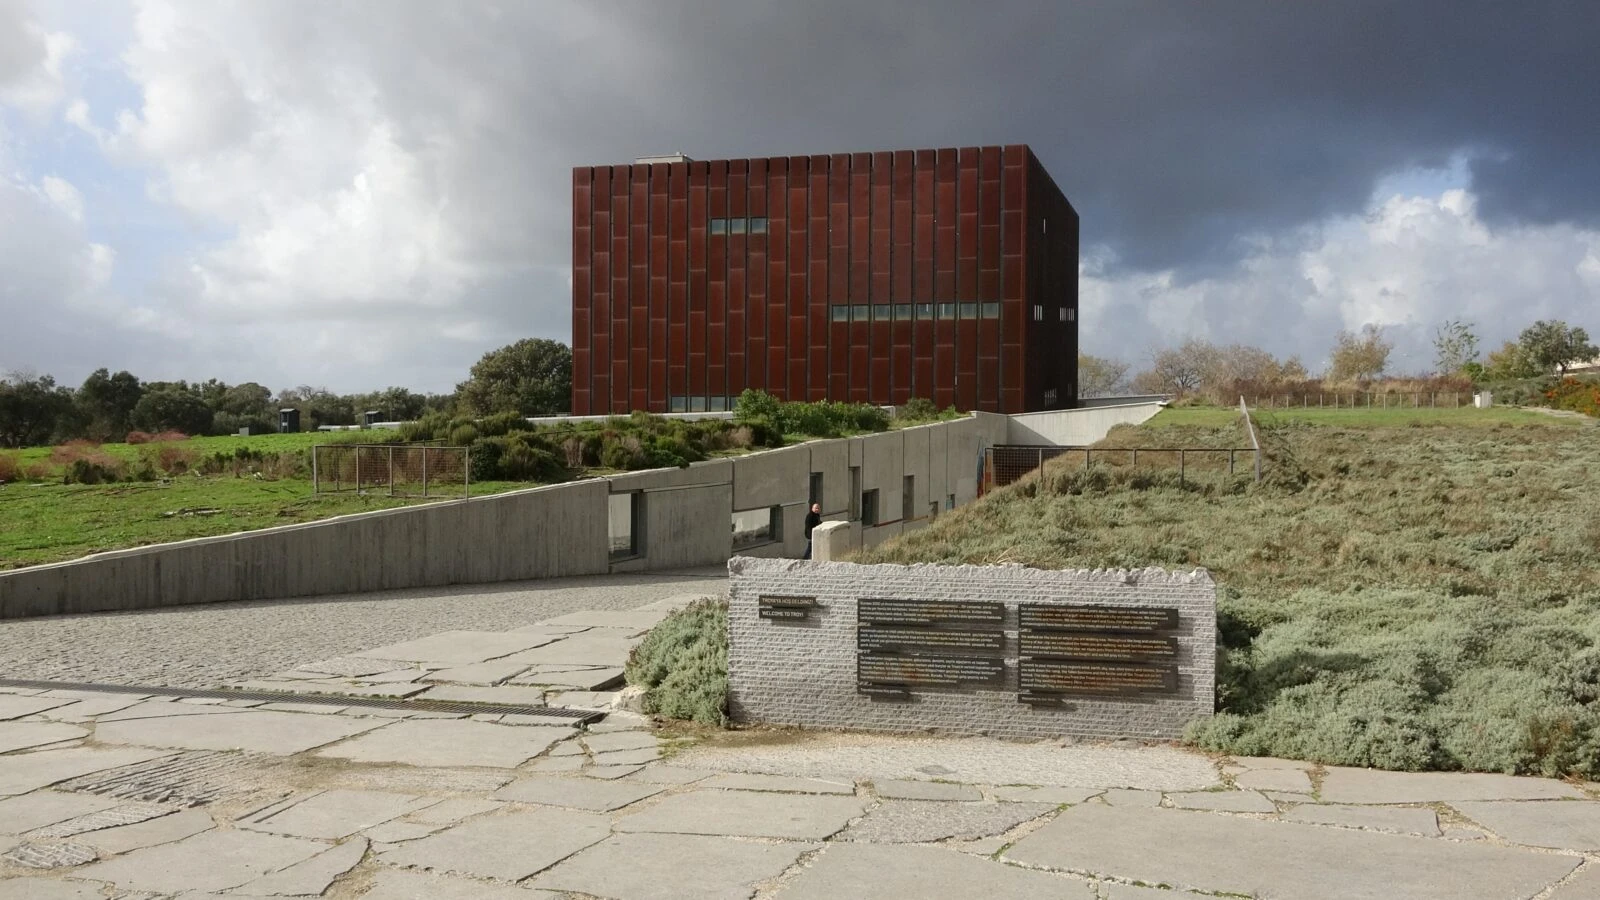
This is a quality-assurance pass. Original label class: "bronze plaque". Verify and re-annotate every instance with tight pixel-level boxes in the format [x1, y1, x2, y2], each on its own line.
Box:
[1019, 659, 1176, 698]
[859, 654, 1006, 689]
[1019, 605, 1178, 633]
[856, 598, 1007, 699]
[859, 626, 1005, 656]
[758, 596, 817, 621]
[859, 599, 1004, 626]
[1018, 631, 1177, 661]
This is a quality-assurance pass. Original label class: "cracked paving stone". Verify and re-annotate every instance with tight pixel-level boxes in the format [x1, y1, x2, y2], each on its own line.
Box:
[2, 840, 98, 869]
[29, 802, 176, 838]
[1451, 800, 1600, 851]
[777, 842, 1091, 900]
[1004, 803, 1579, 900]
[1234, 768, 1314, 793]
[1284, 804, 1441, 836]
[839, 800, 1058, 843]
[1167, 790, 1276, 813]
[616, 790, 865, 841]
[873, 780, 983, 801]
[586, 764, 644, 779]
[407, 797, 505, 825]
[0, 723, 90, 754]
[1319, 768, 1587, 804]
[580, 731, 659, 754]
[232, 836, 368, 896]
[532, 832, 815, 900]
[0, 747, 172, 799]
[0, 791, 119, 835]
[991, 786, 1102, 804]
[79, 807, 214, 855]
[358, 867, 564, 899]
[239, 789, 436, 840]
[0, 696, 73, 721]
[380, 808, 611, 881]
[314, 719, 572, 769]
[93, 709, 382, 756]
[699, 773, 855, 795]
[627, 766, 714, 786]
[74, 829, 326, 894]
[493, 776, 663, 812]
[0, 880, 110, 899]
[354, 631, 561, 666]
[591, 748, 662, 766]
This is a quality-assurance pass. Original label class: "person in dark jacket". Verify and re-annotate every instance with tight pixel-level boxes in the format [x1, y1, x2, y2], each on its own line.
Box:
[803, 502, 822, 559]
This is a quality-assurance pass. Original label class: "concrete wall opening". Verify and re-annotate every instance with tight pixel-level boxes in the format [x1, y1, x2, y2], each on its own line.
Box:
[732, 505, 782, 550]
[608, 491, 643, 560]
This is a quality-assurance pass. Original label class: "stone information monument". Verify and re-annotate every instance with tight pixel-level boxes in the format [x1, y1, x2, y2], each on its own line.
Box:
[727, 557, 1215, 740]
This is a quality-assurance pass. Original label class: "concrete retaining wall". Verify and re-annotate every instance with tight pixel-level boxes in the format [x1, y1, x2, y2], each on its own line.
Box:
[0, 409, 1096, 620]
[726, 557, 1217, 741]
[1005, 402, 1165, 446]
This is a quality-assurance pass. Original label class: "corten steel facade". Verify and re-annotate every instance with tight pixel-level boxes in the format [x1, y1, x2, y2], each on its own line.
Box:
[571, 145, 1078, 415]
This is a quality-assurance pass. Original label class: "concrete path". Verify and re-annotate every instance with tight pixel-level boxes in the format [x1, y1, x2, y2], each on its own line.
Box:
[4, 573, 1600, 898]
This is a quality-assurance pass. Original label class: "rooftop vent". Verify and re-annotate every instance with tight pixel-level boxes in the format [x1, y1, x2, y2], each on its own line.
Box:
[635, 153, 693, 165]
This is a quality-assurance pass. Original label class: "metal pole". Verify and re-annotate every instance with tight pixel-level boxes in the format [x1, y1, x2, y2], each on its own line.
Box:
[388, 446, 395, 497]
[355, 447, 362, 495]
[1084, 448, 1091, 470]
[312, 446, 319, 494]
[462, 447, 470, 499]
[1179, 449, 1185, 486]
[421, 446, 429, 497]
[1132, 448, 1138, 467]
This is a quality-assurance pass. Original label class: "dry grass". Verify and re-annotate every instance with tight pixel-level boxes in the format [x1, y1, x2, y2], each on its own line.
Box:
[858, 414, 1600, 776]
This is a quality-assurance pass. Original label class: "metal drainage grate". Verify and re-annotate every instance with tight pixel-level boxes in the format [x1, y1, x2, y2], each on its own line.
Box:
[0, 678, 605, 724]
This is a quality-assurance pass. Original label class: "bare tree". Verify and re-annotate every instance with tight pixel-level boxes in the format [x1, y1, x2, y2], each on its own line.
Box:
[1432, 320, 1480, 375]
[1327, 325, 1393, 382]
[1077, 352, 1130, 398]
[1131, 339, 1218, 395]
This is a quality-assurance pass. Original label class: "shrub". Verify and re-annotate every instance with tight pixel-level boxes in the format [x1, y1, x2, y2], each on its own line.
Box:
[142, 444, 199, 475]
[898, 397, 939, 420]
[448, 424, 480, 446]
[151, 430, 189, 443]
[64, 457, 127, 485]
[125, 430, 156, 445]
[624, 598, 729, 725]
[1544, 377, 1600, 418]
[0, 453, 19, 483]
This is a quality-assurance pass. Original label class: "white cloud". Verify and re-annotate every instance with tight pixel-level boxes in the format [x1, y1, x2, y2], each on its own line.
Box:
[0, 11, 75, 118]
[1084, 185, 1600, 374]
[38, 174, 82, 221]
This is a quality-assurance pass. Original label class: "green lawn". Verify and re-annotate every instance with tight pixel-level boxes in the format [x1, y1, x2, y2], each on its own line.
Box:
[9, 429, 402, 471]
[0, 475, 529, 569]
[1151, 404, 1585, 429]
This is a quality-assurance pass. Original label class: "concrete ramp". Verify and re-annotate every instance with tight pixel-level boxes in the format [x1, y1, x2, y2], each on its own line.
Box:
[1004, 401, 1165, 447]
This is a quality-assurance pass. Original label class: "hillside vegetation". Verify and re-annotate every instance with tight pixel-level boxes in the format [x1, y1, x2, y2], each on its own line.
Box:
[858, 408, 1600, 777]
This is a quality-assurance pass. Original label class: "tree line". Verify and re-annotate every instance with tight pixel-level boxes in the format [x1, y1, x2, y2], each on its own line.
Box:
[1078, 319, 1596, 400]
[0, 338, 573, 449]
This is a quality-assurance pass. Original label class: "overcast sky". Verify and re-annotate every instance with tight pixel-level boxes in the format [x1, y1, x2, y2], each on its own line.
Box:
[2, 0, 1596, 394]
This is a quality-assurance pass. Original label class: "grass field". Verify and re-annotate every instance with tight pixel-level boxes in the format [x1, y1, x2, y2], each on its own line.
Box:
[1154, 404, 1583, 429]
[858, 409, 1600, 776]
[6, 428, 402, 471]
[0, 476, 528, 569]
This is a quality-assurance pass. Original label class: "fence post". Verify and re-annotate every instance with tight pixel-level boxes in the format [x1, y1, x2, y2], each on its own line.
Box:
[388, 446, 395, 497]
[421, 446, 429, 497]
[1084, 448, 1091, 470]
[463, 446, 470, 499]
[355, 447, 361, 495]
[1132, 448, 1138, 467]
[1179, 449, 1185, 486]
[312, 446, 319, 494]
[1229, 449, 1235, 475]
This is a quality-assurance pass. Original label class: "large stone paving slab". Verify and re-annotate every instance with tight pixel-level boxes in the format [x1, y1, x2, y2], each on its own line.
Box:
[420, 661, 533, 686]
[0, 879, 109, 899]
[0, 747, 170, 798]
[353, 631, 561, 665]
[699, 773, 855, 794]
[493, 776, 663, 811]
[1283, 803, 1441, 836]
[533, 832, 815, 900]
[1319, 767, 1587, 804]
[503, 633, 640, 667]
[0, 696, 71, 721]
[380, 808, 611, 881]
[240, 789, 435, 839]
[1004, 803, 1579, 900]
[839, 800, 1057, 843]
[72, 828, 325, 893]
[538, 610, 670, 632]
[617, 790, 865, 840]
[314, 719, 572, 768]
[1452, 801, 1600, 851]
[0, 791, 119, 835]
[775, 843, 1092, 900]
[232, 836, 367, 896]
[78, 807, 213, 854]
[95, 700, 247, 722]
[1548, 864, 1600, 899]
[0, 723, 89, 754]
[93, 709, 381, 755]
[359, 867, 562, 899]
[672, 733, 1218, 791]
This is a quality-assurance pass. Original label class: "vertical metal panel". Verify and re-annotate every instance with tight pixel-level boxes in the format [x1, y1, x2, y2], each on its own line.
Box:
[727, 160, 748, 398]
[767, 158, 789, 398]
[668, 162, 689, 403]
[688, 162, 709, 401]
[807, 155, 830, 401]
[783, 156, 808, 400]
[977, 146, 1002, 411]
[746, 158, 768, 391]
[933, 149, 958, 409]
[707, 160, 728, 403]
[572, 167, 592, 414]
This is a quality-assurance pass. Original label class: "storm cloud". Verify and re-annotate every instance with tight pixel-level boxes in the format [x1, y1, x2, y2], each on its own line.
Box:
[1, 0, 1596, 390]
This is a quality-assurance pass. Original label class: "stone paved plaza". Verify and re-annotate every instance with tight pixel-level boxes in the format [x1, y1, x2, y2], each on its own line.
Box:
[5, 571, 1600, 898]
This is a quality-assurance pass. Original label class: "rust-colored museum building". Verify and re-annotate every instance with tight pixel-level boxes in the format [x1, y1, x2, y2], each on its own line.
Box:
[571, 145, 1078, 415]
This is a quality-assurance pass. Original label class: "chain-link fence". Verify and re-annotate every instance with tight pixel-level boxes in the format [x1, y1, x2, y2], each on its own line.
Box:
[312, 443, 469, 498]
